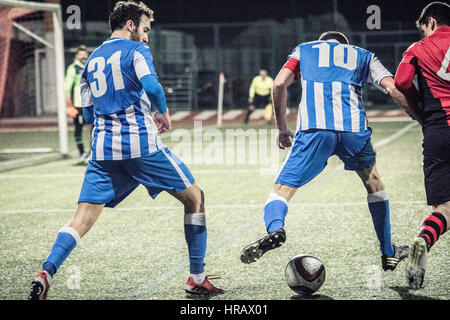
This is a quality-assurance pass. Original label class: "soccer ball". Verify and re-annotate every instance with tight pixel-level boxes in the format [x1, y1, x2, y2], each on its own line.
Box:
[285, 254, 326, 295]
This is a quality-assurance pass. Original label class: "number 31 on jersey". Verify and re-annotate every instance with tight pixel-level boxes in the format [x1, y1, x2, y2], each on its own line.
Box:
[88, 50, 125, 97]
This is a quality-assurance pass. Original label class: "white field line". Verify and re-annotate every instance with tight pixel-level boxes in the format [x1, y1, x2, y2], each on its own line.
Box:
[0, 147, 54, 153]
[373, 121, 418, 148]
[0, 200, 428, 215]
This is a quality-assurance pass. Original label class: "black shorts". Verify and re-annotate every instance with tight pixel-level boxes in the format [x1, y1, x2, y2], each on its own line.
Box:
[253, 94, 271, 109]
[75, 107, 86, 126]
[423, 126, 450, 206]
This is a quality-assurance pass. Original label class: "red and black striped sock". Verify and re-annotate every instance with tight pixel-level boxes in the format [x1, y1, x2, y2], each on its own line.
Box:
[418, 212, 448, 251]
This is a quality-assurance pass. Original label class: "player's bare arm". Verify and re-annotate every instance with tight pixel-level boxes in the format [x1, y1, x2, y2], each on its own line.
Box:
[381, 76, 424, 125]
[272, 68, 295, 149]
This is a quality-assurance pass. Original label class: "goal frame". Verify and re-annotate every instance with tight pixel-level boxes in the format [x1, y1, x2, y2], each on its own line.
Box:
[0, 0, 68, 155]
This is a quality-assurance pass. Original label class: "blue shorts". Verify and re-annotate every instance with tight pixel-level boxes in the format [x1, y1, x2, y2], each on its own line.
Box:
[78, 147, 195, 208]
[275, 129, 376, 189]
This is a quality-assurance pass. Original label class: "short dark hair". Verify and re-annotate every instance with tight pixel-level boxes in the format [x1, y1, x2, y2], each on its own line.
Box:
[109, 1, 154, 32]
[75, 44, 88, 54]
[416, 2, 450, 29]
[318, 31, 350, 45]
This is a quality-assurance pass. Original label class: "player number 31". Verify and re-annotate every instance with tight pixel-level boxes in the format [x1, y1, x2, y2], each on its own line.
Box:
[88, 50, 126, 97]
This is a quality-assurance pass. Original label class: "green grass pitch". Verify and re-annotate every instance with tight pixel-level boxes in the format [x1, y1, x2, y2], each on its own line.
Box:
[0, 121, 448, 300]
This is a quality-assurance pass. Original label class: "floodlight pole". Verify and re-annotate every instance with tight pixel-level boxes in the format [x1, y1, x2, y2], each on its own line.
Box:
[333, 0, 338, 24]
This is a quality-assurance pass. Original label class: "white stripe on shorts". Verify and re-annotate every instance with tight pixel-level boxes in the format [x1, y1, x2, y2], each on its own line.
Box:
[161, 148, 192, 189]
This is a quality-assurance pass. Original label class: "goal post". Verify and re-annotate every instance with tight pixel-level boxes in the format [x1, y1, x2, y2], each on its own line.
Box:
[0, 0, 68, 156]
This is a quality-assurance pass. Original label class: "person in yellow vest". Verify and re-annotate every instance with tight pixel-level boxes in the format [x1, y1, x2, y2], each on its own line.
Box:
[65, 45, 91, 164]
[244, 69, 274, 124]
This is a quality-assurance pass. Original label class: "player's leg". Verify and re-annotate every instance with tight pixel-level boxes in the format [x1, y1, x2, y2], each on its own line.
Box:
[241, 130, 336, 264]
[41, 203, 104, 276]
[240, 184, 296, 264]
[28, 203, 104, 300]
[244, 103, 256, 124]
[245, 94, 266, 124]
[74, 111, 85, 159]
[356, 164, 408, 270]
[417, 201, 450, 254]
[79, 108, 93, 163]
[166, 184, 222, 295]
[426, 201, 450, 247]
[128, 148, 223, 295]
[406, 127, 450, 288]
[407, 201, 449, 289]
[167, 184, 207, 282]
[357, 164, 395, 257]
[29, 160, 137, 300]
[264, 183, 297, 233]
[338, 129, 407, 270]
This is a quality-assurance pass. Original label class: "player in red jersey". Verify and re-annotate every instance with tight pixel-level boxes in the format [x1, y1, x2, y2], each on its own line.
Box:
[394, 1, 450, 289]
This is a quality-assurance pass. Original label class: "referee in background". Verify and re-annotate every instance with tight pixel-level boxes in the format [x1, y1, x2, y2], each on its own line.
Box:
[244, 69, 274, 124]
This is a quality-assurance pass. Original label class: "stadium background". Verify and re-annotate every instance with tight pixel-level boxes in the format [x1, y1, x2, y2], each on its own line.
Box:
[0, 0, 429, 120]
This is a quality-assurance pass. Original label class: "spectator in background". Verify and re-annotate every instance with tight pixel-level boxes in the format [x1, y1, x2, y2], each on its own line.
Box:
[64, 45, 91, 164]
[244, 69, 274, 124]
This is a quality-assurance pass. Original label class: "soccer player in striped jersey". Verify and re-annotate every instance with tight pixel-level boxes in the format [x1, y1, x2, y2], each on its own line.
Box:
[28, 1, 223, 300]
[395, 2, 450, 290]
[241, 31, 412, 272]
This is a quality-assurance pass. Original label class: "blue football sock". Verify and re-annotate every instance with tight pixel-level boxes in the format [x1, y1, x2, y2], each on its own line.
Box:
[43, 226, 80, 277]
[184, 213, 207, 275]
[264, 193, 289, 233]
[368, 190, 394, 257]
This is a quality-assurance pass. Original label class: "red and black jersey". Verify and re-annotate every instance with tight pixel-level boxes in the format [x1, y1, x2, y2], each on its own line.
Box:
[395, 26, 450, 128]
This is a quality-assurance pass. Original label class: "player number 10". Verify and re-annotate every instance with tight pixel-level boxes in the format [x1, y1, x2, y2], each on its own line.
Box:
[88, 50, 125, 98]
[312, 43, 358, 71]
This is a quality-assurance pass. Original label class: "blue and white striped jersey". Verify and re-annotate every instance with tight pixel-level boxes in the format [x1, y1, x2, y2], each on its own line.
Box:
[80, 37, 164, 160]
[288, 40, 392, 133]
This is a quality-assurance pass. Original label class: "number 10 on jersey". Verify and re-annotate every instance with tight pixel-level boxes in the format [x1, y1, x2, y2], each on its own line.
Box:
[312, 43, 358, 71]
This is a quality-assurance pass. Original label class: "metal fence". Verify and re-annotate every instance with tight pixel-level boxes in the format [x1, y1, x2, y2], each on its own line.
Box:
[63, 18, 423, 112]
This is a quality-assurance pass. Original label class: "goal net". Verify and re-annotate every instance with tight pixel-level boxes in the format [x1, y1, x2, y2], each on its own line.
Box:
[0, 0, 68, 162]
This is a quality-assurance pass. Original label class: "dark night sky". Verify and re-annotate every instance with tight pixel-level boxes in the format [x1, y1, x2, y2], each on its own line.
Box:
[60, 0, 439, 29]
